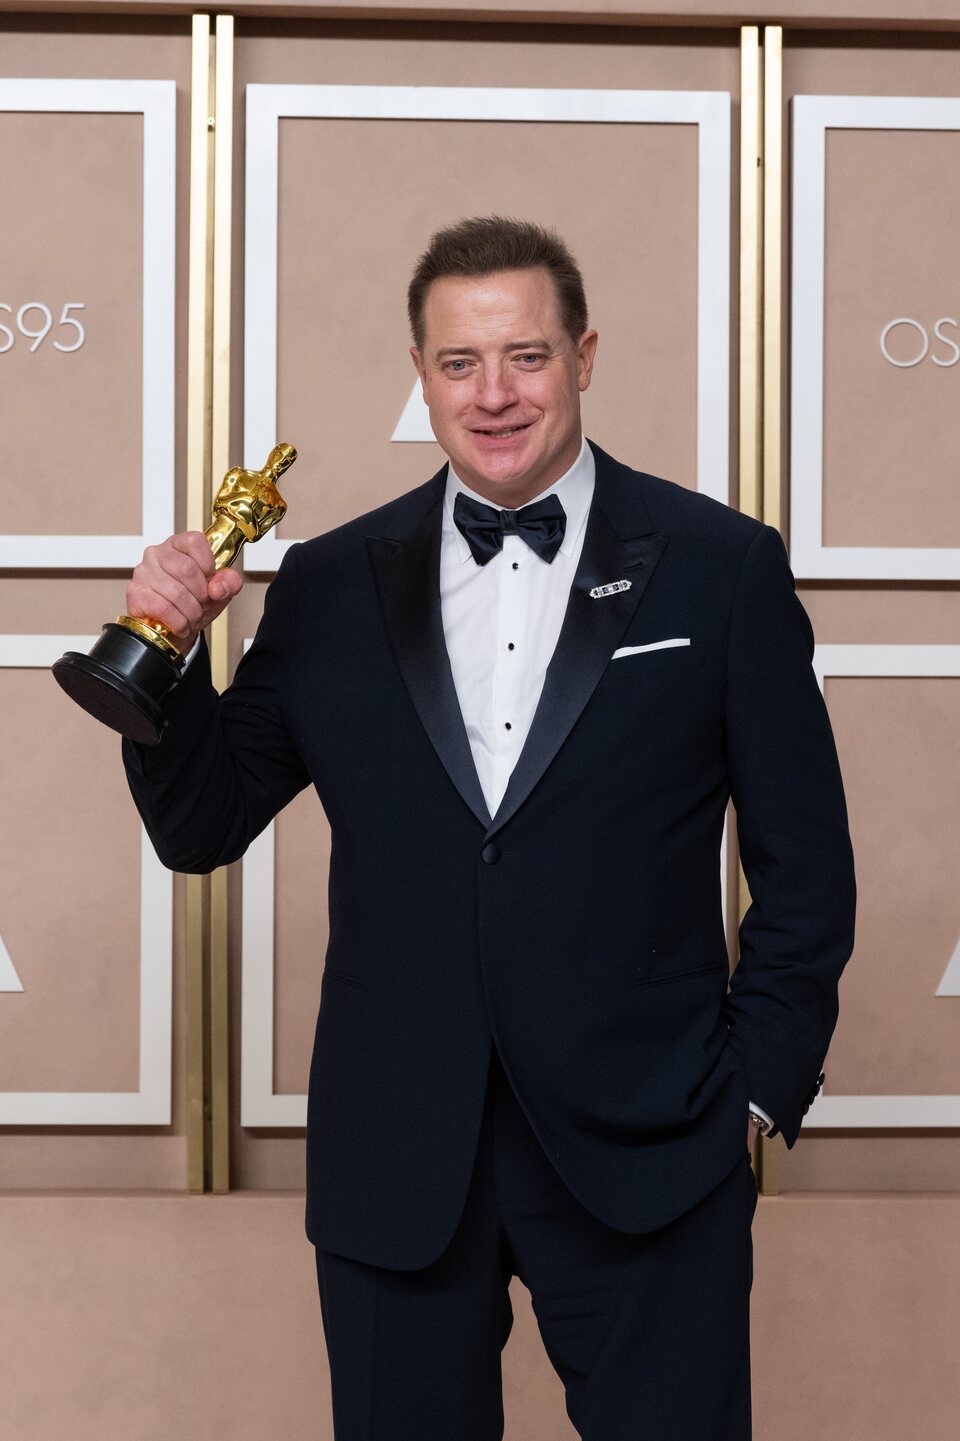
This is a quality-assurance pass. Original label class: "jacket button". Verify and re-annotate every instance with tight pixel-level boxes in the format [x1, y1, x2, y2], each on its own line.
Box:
[481, 842, 501, 865]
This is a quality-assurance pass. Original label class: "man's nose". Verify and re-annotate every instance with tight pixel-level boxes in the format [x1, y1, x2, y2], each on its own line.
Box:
[475, 363, 517, 412]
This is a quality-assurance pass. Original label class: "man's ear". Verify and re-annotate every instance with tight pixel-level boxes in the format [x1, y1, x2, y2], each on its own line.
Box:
[577, 329, 599, 393]
[409, 345, 427, 390]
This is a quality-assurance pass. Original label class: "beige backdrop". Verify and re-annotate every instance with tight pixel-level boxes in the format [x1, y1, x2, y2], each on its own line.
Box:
[274, 114, 698, 539]
[0, 672, 140, 1092]
[0, 18, 192, 1190]
[822, 128, 960, 549]
[2, 13, 960, 1441]
[823, 676, 959, 1095]
[775, 30, 960, 1195]
[0, 111, 143, 538]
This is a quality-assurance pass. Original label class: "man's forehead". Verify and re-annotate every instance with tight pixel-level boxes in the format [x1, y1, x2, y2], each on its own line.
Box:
[420, 267, 564, 339]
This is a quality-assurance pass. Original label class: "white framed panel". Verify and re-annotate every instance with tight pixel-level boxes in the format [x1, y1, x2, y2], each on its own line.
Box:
[0, 636, 173, 1123]
[791, 95, 960, 581]
[0, 79, 175, 570]
[244, 83, 731, 572]
[805, 643, 960, 1129]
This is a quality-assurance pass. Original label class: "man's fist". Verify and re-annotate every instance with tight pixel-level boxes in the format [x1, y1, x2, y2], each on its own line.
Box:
[126, 531, 244, 654]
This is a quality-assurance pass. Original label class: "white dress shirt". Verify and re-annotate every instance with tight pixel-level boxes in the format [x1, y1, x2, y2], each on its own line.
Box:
[438, 435, 774, 1138]
[440, 435, 595, 818]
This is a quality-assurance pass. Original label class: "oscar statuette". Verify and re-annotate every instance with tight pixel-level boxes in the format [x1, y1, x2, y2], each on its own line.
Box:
[52, 443, 297, 744]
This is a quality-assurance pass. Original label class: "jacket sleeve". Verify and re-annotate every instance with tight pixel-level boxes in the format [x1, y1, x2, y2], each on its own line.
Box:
[721, 523, 856, 1146]
[122, 543, 311, 873]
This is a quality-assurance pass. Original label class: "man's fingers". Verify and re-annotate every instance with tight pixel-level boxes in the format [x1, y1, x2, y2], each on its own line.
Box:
[171, 530, 217, 575]
[129, 553, 206, 625]
[127, 576, 201, 635]
[146, 537, 212, 598]
[125, 531, 242, 652]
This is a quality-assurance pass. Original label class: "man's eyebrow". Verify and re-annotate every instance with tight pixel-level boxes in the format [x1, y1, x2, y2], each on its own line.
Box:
[434, 338, 551, 359]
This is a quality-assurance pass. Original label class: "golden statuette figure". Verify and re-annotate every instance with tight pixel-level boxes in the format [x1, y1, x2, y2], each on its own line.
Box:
[205, 442, 294, 564]
[52, 443, 297, 744]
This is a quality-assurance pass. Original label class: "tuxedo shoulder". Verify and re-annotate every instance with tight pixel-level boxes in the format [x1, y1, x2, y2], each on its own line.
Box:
[638, 470, 760, 542]
[292, 471, 444, 570]
[594, 444, 763, 557]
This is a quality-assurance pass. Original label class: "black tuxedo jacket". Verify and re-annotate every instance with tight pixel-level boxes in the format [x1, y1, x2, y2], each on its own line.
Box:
[124, 441, 856, 1269]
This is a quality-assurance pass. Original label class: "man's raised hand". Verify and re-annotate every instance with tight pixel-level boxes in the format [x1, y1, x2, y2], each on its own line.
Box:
[126, 531, 244, 654]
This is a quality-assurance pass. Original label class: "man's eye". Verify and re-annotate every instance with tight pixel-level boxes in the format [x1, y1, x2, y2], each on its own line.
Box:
[519, 353, 543, 365]
[446, 359, 469, 372]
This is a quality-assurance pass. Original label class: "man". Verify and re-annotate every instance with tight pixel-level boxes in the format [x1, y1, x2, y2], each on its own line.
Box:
[122, 217, 856, 1440]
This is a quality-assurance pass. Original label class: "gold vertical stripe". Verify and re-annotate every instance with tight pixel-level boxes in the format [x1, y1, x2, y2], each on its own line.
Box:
[758, 25, 785, 1197]
[183, 872, 207, 1193]
[737, 24, 762, 948]
[187, 13, 212, 537]
[185, 13, 213, 1194]
[738, 25, 762, 524]
[738, 25, 764, 1193]
[209, 863, 230, 1193]
[208, 13, 236, 1195]
[211, 13, 234, 531]
[762, 26, 784, 538]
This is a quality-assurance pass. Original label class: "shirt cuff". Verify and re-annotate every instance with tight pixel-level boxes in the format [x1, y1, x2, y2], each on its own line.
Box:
[181, 635, 202, 671]
[748, 1101, 775, 1136]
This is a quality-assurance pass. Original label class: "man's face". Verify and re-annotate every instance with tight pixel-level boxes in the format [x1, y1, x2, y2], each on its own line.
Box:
[411, 267, 598, 508]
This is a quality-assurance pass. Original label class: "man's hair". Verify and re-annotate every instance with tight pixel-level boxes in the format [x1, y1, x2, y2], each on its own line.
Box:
[407, 216, 589, 351]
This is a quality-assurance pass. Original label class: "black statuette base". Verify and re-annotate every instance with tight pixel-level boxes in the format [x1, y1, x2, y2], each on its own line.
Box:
[52, 622, 183, 745]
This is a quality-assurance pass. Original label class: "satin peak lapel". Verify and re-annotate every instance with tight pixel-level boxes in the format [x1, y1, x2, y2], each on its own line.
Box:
[367, 499, 491, 829]
[485, 502, 668, 839]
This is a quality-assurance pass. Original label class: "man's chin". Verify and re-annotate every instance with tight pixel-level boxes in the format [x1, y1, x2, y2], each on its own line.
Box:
[458, 444, 539, 497]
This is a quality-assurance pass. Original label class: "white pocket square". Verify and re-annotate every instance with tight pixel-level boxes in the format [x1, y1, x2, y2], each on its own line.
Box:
[612, 638, 691, 659]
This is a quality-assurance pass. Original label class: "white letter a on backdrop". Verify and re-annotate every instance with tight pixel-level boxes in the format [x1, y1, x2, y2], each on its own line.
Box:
[0, 934, 23, 992]
[936, 936, 960, 996]
[391, 383, 435, 443]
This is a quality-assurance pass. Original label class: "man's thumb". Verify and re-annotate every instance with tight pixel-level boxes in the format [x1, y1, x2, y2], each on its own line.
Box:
[209, 572, 240, 603]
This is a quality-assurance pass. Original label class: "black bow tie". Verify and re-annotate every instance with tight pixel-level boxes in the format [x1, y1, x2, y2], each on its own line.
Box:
[453, 491, 567, 567]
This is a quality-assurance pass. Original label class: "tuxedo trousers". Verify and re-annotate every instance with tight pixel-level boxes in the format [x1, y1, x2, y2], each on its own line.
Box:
[314, 1046, 757, 1441]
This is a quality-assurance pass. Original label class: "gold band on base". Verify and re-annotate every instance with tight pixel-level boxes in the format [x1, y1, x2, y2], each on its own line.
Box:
[116, 616, 185, 668]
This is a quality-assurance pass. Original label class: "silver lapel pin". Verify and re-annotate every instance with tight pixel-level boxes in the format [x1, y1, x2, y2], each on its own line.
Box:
[589, 579, 633, 599]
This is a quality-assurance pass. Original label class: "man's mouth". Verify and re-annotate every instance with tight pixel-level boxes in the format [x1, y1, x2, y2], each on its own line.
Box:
[473, 423, 530, 439]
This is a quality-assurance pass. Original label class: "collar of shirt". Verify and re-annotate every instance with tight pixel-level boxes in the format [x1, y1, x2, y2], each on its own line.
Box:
[442, 435, 596, 566]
